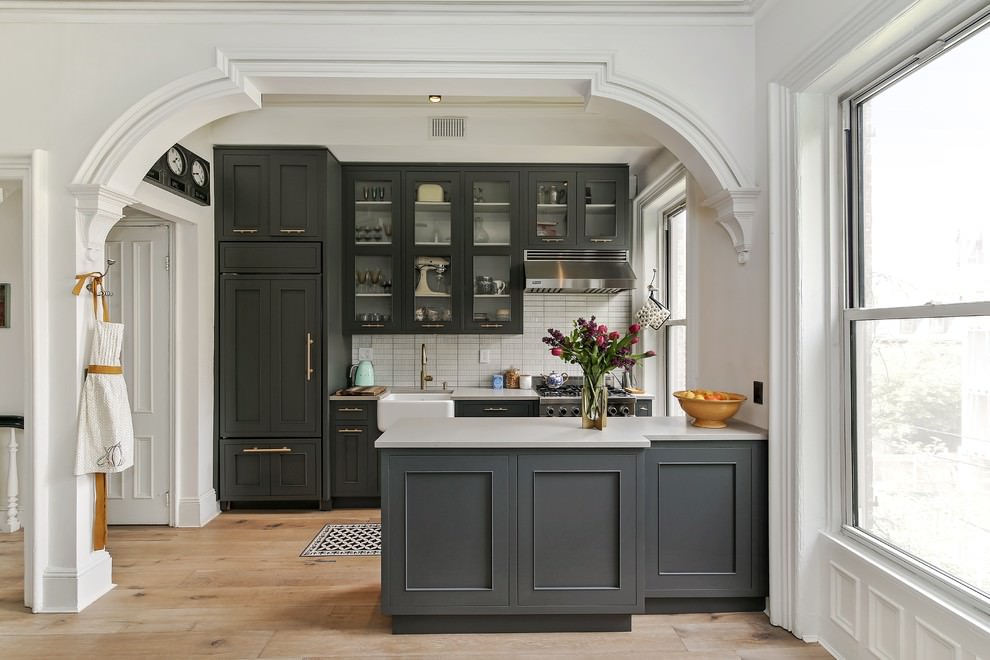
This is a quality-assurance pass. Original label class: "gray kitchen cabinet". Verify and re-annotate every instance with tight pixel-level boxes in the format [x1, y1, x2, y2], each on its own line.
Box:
[219, 275, 322, 438]
[329, 400, 381, 501]
[634, 398, 653, 417]
[380, 448, 644, 632]
[526, 166, 629, 249]
[454, 399, 537, 417]
[219, 439, 319, 504]
[644, 441, 768, 612]
[216, 147, 328, 239]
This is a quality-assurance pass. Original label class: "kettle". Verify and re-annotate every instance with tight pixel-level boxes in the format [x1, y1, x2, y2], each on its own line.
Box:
[350, 360, 375, 387]
[542, 371, 568, 389]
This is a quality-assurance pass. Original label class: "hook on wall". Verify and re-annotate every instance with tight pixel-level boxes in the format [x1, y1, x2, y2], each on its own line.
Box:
[86, 259, 116, 297]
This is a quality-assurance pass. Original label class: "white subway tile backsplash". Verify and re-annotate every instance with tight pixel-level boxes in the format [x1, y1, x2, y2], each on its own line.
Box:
[346, 293, 632, 387]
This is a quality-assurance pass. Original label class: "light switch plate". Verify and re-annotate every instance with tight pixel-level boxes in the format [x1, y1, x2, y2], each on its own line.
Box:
[358, 347, 374, 361]
[479, 349, 490, 364]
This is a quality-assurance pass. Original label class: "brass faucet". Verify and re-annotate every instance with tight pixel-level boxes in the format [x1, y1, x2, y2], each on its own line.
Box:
[420, 343, 433, 390]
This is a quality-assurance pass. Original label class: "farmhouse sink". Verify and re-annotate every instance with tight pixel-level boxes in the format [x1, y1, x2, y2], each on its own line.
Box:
[378, 390, 455, 431]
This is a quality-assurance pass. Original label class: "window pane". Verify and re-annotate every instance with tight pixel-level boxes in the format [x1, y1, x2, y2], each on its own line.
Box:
[859, 30, 990, 308]
[667, 207, 687, 319]
[665, 324, 687, 416]
[853, 315, 990, 595]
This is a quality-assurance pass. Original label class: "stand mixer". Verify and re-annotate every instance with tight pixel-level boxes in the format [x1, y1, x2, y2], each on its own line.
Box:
[415, 256, 450, 295]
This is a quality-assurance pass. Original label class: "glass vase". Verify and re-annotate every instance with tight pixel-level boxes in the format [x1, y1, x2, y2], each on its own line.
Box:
[581, 372, 608, 430]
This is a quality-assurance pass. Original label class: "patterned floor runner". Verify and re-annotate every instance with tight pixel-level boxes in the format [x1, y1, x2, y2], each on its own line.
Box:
[300, 523, 381, 557]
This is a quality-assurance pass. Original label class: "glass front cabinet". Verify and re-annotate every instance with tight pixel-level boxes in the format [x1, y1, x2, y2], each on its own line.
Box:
[526, 167, 628, 249]
[464, 171, 522, 334]
[344, 170, 402, 333]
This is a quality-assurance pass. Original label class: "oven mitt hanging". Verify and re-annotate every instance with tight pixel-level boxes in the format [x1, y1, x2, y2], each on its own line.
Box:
[635, 295, 671, 330]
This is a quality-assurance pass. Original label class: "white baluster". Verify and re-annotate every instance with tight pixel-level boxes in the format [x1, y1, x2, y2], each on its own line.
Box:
[6, 428, 18, 533]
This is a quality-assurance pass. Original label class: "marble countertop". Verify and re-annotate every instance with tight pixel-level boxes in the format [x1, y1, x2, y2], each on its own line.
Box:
[374, 416, 766, 449]
[331, 386, 655, 401]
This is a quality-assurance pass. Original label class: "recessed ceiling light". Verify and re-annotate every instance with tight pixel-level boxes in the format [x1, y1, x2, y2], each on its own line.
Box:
[428, 94, 442, 103]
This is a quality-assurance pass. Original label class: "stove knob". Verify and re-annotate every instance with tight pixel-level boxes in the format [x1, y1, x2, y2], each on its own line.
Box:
[559, 406, 569, 417]
[620, 405, 631, 416]
[545, 407, 555, 416]
[607, 405, 618, 416]
[571, 407, 581, 417]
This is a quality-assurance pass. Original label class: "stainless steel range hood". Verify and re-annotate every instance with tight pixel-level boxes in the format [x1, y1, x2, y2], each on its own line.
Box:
[524, 249, 637, 294]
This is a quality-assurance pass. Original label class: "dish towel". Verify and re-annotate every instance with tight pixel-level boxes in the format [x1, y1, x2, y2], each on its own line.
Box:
[72, 272, 134, 550]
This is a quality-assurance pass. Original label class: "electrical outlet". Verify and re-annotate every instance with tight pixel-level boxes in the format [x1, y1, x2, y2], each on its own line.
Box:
[753, 381, 764, 405]
[479, 349, 490, 364]
[358, 348, 374, 361]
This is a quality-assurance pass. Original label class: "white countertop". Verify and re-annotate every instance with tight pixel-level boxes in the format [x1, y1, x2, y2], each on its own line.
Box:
[374, 416, 766, 449]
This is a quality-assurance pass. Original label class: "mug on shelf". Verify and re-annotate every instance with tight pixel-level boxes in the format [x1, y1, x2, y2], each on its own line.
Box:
[493, 279, 506, 294]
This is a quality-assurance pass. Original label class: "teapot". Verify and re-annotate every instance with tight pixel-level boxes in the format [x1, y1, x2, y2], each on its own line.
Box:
[543, 371, 568, 389]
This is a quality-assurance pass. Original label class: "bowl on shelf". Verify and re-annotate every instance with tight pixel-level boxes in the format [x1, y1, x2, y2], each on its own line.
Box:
[673, 390, 746, 428]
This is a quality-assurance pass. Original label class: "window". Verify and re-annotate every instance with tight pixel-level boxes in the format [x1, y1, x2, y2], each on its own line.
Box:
[845, 14, 990, 602]
[663, 203, 687, 415]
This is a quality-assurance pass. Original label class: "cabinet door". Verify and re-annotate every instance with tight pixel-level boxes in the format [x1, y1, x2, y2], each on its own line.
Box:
[269, 277, 322, 436]
[270, 151, 325, 237]
[517, 452, 642, 610]
[346, 171, 402, 333]
[332, 425, 378, 497]
[454, 400, 536, 417]
[220, 440, 273, 500]
[644, 442, 768, 598]
[219, 277, 272, 436]
[526, 170, 577, 247]
[382, 454, 511, 612]
[464, 171, 522, 334]
[269, 439, 320, 497]
[220, 152, 270, 238]
[577, 168, 628, 248]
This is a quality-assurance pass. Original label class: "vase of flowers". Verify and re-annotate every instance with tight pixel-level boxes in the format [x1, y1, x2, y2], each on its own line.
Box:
[543, 316, 656, 430]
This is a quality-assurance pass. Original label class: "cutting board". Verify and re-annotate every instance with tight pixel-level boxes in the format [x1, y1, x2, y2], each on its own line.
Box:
[335, 386, 387, 396]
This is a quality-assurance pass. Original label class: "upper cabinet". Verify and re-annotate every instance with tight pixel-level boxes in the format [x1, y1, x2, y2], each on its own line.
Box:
[526, 166, 628, 249]
[217, 147, 328, 239]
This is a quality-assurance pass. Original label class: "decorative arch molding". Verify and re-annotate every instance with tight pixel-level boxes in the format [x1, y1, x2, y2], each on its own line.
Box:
[73, 47, 757, 259]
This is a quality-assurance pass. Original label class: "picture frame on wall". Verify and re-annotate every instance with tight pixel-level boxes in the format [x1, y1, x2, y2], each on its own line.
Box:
[0, 283, 9, 328]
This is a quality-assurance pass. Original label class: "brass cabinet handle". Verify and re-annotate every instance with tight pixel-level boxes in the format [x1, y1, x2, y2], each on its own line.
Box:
[541, 238, 564, 243]
[279, 228, 306, 234]
[337, 428, 364, 434]
[421, 323, 444, 328]
[337, 407, 363, 412]
[243, 447, 292, 454]
[479, 323, 503, 328]
[590, 238, 614, 243]
[306, 332, 314, 381]
[483, 407, 508, 412]
[232, 228, 258, 234]
[361, 323, 385, 328]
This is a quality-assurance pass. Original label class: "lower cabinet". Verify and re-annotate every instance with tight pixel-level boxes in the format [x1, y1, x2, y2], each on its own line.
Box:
[644, 441, 768, 611]
[329, 400, 381, 502]
[381, 449, 644, 632]
[219, 439, 319, 505]
[453, 399, 537, 417]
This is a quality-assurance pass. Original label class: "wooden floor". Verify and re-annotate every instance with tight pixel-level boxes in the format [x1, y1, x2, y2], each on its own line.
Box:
[0, 510, 833, 659]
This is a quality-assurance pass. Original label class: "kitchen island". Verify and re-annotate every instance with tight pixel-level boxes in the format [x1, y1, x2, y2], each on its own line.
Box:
[376, 416, 768, 633]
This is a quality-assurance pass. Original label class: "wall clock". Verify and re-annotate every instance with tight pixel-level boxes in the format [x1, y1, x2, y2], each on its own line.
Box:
[145, 143, 211, 206]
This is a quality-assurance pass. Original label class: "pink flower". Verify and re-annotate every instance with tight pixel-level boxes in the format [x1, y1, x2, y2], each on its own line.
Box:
[551, 347, 563, 356]
[596, 334, 606, 347]
[629, 323, 641, 334]
[630, 336, 639, 345]
[609, 331, 620, 341]
[645, 350, 656, 357]
[598, 324, 608, 335]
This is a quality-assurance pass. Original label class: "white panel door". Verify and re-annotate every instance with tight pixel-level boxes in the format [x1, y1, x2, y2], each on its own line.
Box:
[105, 223, 171, 524]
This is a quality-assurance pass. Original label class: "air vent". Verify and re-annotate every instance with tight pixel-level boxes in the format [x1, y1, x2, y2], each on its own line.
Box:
[430, 116, 465, 139]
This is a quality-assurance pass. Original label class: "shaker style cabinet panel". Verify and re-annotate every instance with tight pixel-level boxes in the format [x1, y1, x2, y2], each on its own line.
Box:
[454, 400, 537, 417]
[329, 400, 382, 499]
[644, 441, 768, 606]
[216, 147, 327, 239]
[220, 439, 319, 502]
[219, 275, 322, 437]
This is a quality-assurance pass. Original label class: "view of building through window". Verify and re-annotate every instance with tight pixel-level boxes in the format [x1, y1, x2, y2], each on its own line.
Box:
[850, 20, 990, 598]
[664, 205, 687, 415]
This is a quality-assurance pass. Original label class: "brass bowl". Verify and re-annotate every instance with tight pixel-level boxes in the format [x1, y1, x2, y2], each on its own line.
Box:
[673, 390, 747, 428]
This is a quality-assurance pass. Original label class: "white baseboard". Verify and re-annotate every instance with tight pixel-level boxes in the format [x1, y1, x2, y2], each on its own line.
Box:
[175, 488, 220, 528]
[37, 550, 114, 613]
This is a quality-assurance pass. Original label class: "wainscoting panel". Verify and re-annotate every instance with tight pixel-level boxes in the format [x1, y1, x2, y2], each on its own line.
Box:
[868, 586, 904, 660]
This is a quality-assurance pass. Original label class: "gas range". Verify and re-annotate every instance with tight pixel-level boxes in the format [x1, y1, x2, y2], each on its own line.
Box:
[536, 382, 638, 418]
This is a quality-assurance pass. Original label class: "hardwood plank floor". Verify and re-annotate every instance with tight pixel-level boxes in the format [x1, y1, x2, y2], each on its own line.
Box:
[0, 510, 833, 659]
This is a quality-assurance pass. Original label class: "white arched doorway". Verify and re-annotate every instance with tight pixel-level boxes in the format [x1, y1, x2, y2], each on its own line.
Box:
[29, 49, 759, 612]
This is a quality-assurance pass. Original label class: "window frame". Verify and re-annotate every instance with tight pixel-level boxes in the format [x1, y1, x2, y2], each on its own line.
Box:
[842, 8, 990, 612]
[660, 200, 687, 416]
